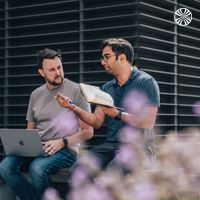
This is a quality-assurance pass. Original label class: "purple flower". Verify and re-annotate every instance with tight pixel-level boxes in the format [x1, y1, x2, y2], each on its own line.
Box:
[74, 152, 101, 174]
[43, 187, 60, 200]
[120, 126, 141, 144]
[71, 166, 89, 187]
[123, 90, 149, 115]
[51, 110, 79, 137]
[133, 181, 156, 200]
[68, 184, 114, 200]
[115, 144, 138, 169]
[192, 101, 200, 116]
[70, 153, 101, 188]
[87, 185, 114, 200]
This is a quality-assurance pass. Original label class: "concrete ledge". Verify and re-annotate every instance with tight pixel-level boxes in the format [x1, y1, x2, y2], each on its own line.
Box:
[51, 168, 69, 183]
[0, 176, 16, 200]
[0, 169, 70, 200]
[22, 168, 69, 184]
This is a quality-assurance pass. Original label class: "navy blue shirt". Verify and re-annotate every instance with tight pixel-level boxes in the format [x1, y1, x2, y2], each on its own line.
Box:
[101, 66, 160, 143]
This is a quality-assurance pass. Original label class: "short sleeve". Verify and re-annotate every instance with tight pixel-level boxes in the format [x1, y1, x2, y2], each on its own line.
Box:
[141, 78, 160, 107]
[26, 93, 36, 122]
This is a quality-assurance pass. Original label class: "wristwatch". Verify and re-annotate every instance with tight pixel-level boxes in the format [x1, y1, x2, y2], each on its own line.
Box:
[115, 110, 122, 120]
[62, 138, 68, 148]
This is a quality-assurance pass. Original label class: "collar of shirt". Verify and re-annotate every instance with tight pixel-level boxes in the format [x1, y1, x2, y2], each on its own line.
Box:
[112, 66, 138, 87]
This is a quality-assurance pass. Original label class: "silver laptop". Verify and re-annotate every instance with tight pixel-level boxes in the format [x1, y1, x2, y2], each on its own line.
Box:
[0, 129, 46, 157]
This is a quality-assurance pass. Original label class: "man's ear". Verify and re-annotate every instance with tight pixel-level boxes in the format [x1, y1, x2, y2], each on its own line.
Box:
[38, 68, 45, 77]
[119, 53, 126, 63]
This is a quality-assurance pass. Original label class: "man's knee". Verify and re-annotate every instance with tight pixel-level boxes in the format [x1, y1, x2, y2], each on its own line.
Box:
[0, 158, 14, 175]
[28, 161, 47, 179]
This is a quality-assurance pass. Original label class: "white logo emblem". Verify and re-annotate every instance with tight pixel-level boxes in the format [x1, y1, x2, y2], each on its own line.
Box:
[174, 8, 192, 26]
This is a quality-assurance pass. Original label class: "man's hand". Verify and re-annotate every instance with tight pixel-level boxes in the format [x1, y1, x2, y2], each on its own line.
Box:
[55, 93, 75, 110]
[43, 139, 64, 156]
[100, 106, 119, 118]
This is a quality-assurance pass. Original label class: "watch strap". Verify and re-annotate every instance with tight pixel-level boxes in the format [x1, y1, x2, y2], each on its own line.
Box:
[115, 110, 122, 120]
[62, 138, 68, 147]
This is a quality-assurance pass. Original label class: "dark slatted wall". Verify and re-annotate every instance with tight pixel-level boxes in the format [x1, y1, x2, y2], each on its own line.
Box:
[0, 0, 5, 159]
[0, 0, 200, 150]
[177, 0, 200, 130]
[3, 0, 81, 129]
[136, 0, 177, 134]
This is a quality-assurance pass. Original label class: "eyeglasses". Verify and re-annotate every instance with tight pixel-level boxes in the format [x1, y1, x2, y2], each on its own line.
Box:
[100, 54, 116, 62]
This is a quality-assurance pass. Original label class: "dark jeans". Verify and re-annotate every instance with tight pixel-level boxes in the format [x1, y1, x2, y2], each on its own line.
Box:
[69, 142, 118, 179]
[70, 137, 157, 178]
[89, 142, 118, 168]
[0, 147, 76, 200]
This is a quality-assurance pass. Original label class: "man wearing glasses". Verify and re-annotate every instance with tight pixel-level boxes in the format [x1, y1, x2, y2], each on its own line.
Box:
[56, 38, 160, 170]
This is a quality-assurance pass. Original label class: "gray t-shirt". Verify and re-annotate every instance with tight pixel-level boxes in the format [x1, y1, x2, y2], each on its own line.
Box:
[26, 79, 91, 141]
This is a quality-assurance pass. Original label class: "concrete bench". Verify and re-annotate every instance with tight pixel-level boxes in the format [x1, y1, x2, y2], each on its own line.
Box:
[0, 170, 70, 200]
[2, 133, 200, 199]
[0, 146, 88, 199]
[0, 176, 16, 200]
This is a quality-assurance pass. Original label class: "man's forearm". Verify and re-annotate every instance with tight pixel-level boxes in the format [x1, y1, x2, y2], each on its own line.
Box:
[55, 93, 104, 128]
[72, 106, 100, 128]
[66, 124, 93, 147]
[120, 107, 158, 129]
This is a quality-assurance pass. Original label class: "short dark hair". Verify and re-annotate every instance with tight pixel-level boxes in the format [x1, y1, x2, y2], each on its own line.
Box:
[101, 38, 134, 64]
[37, 48, 62, 69]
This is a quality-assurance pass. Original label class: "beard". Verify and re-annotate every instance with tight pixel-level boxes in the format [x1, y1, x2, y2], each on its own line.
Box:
[105, 68, 114, 75]
[45, 75, 64, 86]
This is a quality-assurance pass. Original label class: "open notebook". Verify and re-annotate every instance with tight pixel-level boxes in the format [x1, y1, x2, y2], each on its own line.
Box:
[79, 83, 114, 107]
[79, 83, 124, 111]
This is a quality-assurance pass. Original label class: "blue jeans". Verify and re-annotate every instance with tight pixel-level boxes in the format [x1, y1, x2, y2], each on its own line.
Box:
[0, 148, 76, 200]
